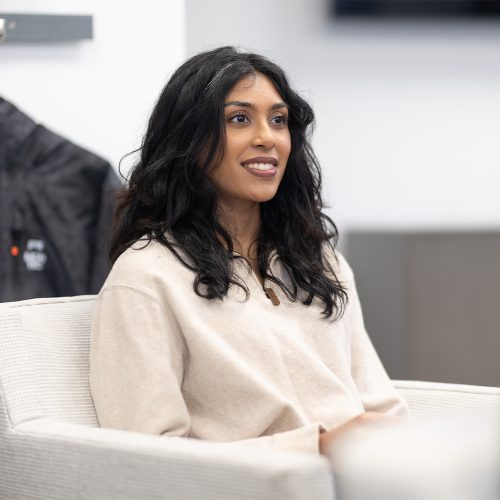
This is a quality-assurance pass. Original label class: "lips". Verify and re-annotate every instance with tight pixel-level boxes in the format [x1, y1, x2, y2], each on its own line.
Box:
[240, 157, 278, 178]
[241, 157, 278, 167]
[240, 157, 278, 176]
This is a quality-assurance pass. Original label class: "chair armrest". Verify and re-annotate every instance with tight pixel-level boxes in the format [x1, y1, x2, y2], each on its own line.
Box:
[4, 418, 333, 500]
[393, 379, 500, 422]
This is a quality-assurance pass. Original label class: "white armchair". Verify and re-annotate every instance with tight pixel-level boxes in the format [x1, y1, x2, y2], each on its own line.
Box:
[1, 296, 499, 500]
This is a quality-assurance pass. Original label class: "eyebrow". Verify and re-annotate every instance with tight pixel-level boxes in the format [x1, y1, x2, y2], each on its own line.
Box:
[224, 101, 289, 111]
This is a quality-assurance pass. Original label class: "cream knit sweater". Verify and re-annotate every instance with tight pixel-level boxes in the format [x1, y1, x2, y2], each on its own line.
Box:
[90, 239, 407, 455]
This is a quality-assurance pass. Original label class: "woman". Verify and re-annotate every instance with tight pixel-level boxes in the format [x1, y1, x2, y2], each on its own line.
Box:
[90, 46, 407, 459]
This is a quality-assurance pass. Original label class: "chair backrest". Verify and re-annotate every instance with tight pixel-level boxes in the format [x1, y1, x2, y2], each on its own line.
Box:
[0, 296, 99, 428]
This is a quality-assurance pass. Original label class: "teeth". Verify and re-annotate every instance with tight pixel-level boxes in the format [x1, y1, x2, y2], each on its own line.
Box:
[245, 163, 275, 171]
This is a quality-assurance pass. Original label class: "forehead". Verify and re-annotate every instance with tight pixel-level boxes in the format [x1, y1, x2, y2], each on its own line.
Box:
[226, 73, 283, 103]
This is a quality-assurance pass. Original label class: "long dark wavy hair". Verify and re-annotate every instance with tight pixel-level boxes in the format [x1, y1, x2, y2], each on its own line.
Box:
[110, 46, 348, 319]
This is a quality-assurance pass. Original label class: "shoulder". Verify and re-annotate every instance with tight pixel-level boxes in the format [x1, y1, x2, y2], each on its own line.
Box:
[99, 237, 192, 298]
[322, 242, 355, 285]
[114, 237, 172, 273]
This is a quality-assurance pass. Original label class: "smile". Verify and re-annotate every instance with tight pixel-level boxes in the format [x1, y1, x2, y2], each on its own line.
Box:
[245, 163, 275, 171]
[241, 163, 278, 178]
[240, 156, 278, 177]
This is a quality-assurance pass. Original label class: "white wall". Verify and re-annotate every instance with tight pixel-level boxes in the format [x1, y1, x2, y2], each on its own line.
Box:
[186, 0, 500, 231]
[0, 0, 186, 171]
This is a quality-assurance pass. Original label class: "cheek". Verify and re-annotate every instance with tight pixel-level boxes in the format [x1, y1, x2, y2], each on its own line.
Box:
[279, 132, 292, 158]
[225, 130, 247, 157]
[209, 156, 245, 192]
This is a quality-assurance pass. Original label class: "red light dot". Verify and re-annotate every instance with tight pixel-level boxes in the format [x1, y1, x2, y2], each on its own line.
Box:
[10, 246, 20, 257]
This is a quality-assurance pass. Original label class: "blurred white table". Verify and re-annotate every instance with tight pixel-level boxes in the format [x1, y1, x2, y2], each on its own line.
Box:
[332, 412, 500, 500]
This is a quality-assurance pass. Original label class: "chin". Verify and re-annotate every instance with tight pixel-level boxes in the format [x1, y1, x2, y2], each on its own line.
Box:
[252, 192, 279, 203]
[249, 185, 281, 203]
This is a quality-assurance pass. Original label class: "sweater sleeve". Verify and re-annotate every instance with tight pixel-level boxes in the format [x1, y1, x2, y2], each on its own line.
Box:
[339, 254, 409, 418]
[90, 285, 191, 436]
[90, 285, 324, 454]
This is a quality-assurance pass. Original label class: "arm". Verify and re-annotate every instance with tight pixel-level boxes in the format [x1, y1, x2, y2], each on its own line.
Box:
[317, 252, 408, 459]
[90, 285, 191, 436]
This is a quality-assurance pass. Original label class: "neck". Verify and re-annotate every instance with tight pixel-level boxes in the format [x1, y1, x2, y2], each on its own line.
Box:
[217, 199, 261, 259]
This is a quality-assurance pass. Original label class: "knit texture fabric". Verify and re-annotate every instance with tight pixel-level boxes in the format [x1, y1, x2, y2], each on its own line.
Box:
[90, 240, 408, 454]
[0, 296, 98, 427]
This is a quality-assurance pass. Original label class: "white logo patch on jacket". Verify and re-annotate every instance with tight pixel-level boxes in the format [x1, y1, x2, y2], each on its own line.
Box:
[23, 239, 47, 271]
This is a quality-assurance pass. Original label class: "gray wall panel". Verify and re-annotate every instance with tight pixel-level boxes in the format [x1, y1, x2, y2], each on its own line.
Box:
[346, 231, 500, 387]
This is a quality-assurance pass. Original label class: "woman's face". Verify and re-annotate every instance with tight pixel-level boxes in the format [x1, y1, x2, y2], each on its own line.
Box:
[208, 72, 291, 209]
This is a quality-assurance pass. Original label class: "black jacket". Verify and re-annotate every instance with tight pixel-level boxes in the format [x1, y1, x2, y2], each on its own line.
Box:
[0, 97, 122, 302]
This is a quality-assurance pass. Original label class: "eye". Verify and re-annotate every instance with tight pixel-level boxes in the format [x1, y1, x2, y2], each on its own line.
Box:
[271, 114, 288, 126]
[229, 113, 250, 124]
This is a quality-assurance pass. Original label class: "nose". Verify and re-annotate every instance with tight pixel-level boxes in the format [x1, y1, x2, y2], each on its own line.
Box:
[251, 120, 275, 150]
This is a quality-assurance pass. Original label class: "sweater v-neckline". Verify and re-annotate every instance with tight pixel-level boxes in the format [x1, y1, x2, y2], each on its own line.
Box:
[232, 250, 281, 305]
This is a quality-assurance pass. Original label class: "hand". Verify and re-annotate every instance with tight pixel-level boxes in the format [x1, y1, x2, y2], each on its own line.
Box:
[319, 411, 402, 457]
